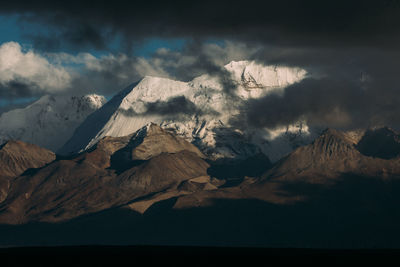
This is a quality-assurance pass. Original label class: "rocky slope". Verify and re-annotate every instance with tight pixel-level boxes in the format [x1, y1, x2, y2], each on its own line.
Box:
[0, 140, 55, 203]
[259, 128, 400, 184]
[167, 127, 400, 210]
[2, 126, 400, 250]
[122, 123, 205, 160]
[0, 124, 213, 224]
[2, 126, 400, 249]
[0, 140, 55, 178]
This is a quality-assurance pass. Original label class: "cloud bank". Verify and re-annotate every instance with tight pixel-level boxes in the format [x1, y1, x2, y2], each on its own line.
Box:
[2, 0, 400, 51]
[0, 40, 255, 100]
[2, 0, 400, 130]
[0, 42, 71, 98]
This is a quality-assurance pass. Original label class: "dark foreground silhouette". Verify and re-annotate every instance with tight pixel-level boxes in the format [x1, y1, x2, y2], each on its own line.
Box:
[2, 246, 400, 266]
[1, 174, 400, 249]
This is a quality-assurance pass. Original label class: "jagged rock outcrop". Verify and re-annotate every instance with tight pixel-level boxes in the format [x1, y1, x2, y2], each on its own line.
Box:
[121, 123, 205, 160]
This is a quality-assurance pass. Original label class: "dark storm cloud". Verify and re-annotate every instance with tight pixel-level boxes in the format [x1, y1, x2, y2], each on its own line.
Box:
[234, 78, 362, 128]
[64, 55, 143, 97]
[146, 96, 211, 116]
[119, 96, 219, 119]
[26, 24, 109, 52]
[163, 41, 240, 95]
[3, 0, 400, 50]
[0, 80, 38, 99]
[234, 43, 400, 130]
[3, 0, 400, 129]
[233, 52, 400, 130]
[0, 80, 42, 114]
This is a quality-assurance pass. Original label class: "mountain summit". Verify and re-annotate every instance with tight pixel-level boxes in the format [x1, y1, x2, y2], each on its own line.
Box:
[259, 128, 400, 184]
[59, 61, 310, 161]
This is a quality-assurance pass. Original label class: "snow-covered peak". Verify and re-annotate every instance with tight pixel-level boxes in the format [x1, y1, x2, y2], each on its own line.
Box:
[188, 60, 306, 97]
[0, 94, 106, 152]
[225, 60, 306, 88]
[223, 60, 307, 99]
[81, 94, 107, 109]
[24, 94, 106, 113]
[61, 60, 311, 161]
[120, 76, 190, 112]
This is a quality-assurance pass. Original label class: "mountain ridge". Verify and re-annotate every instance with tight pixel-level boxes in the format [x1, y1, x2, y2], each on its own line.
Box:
[2, 125, 400, 230]
[166, 126, 400, 211]
[59, 60, 311, 162]
[0, 124, 212, 224]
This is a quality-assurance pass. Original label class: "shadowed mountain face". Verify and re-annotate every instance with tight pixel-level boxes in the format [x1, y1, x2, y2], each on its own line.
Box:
[2, 175, 400, 249]
[206, 153, 272, 181]
[356, 127, 400, 159]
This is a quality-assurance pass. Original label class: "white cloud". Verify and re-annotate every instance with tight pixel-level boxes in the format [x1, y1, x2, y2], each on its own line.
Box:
[134, 57, 171, 78]
[46, 52, 97, 66]
[202, 41, 260, 66]
[0, 42, 72, 92]
[0, 40, 260, 99]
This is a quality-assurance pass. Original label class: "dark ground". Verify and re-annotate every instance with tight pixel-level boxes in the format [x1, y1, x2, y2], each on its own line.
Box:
[2, 175, 400, 249]
[1, 246, 400, 266]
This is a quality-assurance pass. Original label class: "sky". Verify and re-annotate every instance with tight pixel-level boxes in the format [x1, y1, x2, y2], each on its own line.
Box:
[1, 0, 400, 130]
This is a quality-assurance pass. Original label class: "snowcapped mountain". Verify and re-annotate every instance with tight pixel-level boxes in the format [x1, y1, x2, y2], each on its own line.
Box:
[225, 60, 307, 92]
[0, 94, 106, 152]
[60, 60, 311, 161]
